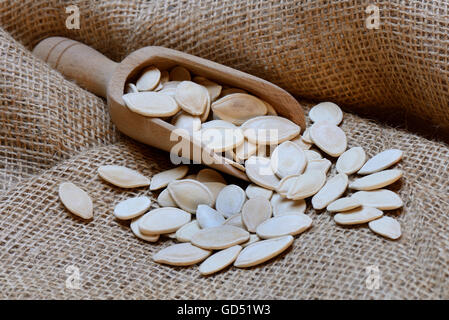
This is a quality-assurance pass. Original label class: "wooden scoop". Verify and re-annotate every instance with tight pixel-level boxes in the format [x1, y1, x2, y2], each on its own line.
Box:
[32, 37, 305, 181]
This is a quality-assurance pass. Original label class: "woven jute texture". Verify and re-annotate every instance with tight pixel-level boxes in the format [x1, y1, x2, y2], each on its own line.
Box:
[0, 1, 448, 299]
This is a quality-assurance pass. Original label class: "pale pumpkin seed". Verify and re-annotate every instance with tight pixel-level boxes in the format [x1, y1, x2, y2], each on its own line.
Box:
[113, 196, 151, 220]
[234, 139, 258, 162]
[196, 204, 225, 229]
[334, 206, 383, 225]
[351, 189, 403, 210]
[368, 216, 401, 240]
[215, 184, 246, 218]
[153, 243, 210, 266]
[203, 182, 226, 206]
[301, 128, 313, 144]
[169, 66, 191, 81]
[199, 245, 242, 275]
[358, 149, 403, 175]
[171, 112, 201, 134]
[223, 213, 246, 229]
[263, 100, 278, 116]
[241, 234, 260, 248]
[211, 93, 267, 125]
[191, 225, 249, 250]
[98, 165, 151, 188]
[125, 83, 138, 93]
[167, 179, 214, 213]
[175, 81, 208, 116]
[311, 173, 348, 210]
[150, 166, 189, 191]
[309, 121, 347, 157]
[234, 235, 294, 268]
[309, 102, 343, 125]
[157, 188, 177, 207]
[136, 66, 161, 91]
[245, 184, 273, 200]
[139, 207, 191, 235]
[130, 215, 159, 242]
[193, 76, 222, 101]
[175, 220, 201, 242]
[287, 169, 327, 200]
[270, 141, 307, 178]
[193, 127, 244, 152]
[196, 168, 226, 184]
[241, 116, 300, 145]
[256, 214, 312, 239]
[290, 135, 312, 150]
[270, 193, 306, 216]
[304, 149, 322, 161]
[349, 169, 403, 190]
[336, 147, 367, 175]
[327, 197, 361, 212]
[245, 156, 280, 190]
[201, 119, 237, 130]
[122, 92, 180, 117]
[223, 157, 246, 171]
[276, 174, 300, 196]
[304, 159, 332, 174]
[58, 182, 93, 219]
[241, 197, 272, 232]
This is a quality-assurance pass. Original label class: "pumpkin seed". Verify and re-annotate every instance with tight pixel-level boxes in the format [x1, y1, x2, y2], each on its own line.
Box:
[201, 119, 237, 130]
[193, 127, 244, 152]
[301, 128, 313, 143]
[113, 196, 151, 220]
[276, 174, 300, 196]
[256, 214, 312, 239]
[327, 197, 361, 212]
[153, 243, 210, 266]
[290, 135, 312, 150]
[171, 112, 201, 134]
[175, 81, 208, 116]
[311, 173, 348, 210]
[245, 184, 273, 200]
[169, 66, 191, 81]
[241, 234, 260, 247]
[270, 141, 307, 178]
[234, 139, 258, 162]
[58, 182, 93, 219]
[125, 83, 138, 93]
[241, 197, 272, 232]
[287, 170, 327, 200]
[175, 220, 201, 242]
[263, 101, 278, 116]
[157, 188, 177, 207]
[368, 216, 401, 240]
[336, 147, 367, 175]
[309, 121, 347, 157]
[223, 157, 246, 171]
[211, 93, 267, 125]
[150, 166, 189, 191]
[223, 213, 246, 229]
[245, 156, 280, 190]
[130, 215, 159, 242]
[351, 189, 403, 210]
[304, 159, 332, 175]
[139, 207, 191, 235]
[122, 92, 180, 117]
[304, 149, 322, 161]
[203, 182, 226, 206]
[167, 179, 214, 213]
[309, 102, 343, 125]
[358, 149, 403, 175]
[334, 206, 383, 225]
[162, 81, 181, 90]
[98, 165, 151, 188]
[136, 66, 161, 91]
[349, 169, 403, 190]
[199, 245, 242, 275]
[193, 76, 222, 101]
[241, 116, 300, 145]
[196, 168, 226, 184]
[234, 235, 294, 268]
[215, 184, 246, 218]
[191, 225, 249, 250]
[270, 193, 306, 216]
[196, 204, 225, 229]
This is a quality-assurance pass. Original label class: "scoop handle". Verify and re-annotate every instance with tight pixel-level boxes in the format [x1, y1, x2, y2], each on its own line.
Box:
[32, 37, 118, 98]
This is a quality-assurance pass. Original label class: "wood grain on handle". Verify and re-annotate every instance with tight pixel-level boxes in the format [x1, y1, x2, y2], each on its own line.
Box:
[32, 37, 118, 97]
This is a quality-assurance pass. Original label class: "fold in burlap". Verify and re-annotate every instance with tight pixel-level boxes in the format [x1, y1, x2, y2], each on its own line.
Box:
[0, 1, 448, 299]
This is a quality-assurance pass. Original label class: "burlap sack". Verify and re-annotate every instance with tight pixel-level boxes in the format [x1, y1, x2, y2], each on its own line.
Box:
[0, 1, 448, 299]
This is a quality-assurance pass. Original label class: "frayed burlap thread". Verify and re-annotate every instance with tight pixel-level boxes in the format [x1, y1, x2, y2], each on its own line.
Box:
[0, 1, 448, 299]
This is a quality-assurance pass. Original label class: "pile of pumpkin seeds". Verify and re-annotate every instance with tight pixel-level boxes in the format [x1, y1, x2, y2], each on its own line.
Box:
[58, 65, 404, 275]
